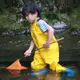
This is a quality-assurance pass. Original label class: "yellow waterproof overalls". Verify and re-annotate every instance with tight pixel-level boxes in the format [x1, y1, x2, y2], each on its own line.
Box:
[30, 20, 67, 72]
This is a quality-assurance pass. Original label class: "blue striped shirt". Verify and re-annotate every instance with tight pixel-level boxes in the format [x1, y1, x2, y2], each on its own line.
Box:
[38, 19, 50, 32]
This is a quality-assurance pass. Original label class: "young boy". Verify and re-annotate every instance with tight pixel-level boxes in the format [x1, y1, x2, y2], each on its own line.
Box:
[21, 3, 75, 76]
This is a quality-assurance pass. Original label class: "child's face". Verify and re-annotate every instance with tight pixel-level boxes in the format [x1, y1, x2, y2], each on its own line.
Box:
[25, 12, 37, 23]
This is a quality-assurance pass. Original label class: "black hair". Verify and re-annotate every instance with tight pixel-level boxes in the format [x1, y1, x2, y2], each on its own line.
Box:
[21, 3, 41, 18]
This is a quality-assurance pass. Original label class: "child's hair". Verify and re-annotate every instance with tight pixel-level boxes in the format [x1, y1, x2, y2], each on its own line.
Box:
[21, 3, 41, 18]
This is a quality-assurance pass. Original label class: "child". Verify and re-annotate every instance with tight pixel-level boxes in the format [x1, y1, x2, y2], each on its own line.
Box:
[21, 3, 75, 76]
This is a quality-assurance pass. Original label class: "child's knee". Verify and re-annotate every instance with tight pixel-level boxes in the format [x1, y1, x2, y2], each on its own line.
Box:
[31, 62, 36, 70]
[31, 61, 46, 71]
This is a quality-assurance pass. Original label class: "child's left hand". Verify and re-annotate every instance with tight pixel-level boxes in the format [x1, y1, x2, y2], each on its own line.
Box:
[43, 42, 50, 48]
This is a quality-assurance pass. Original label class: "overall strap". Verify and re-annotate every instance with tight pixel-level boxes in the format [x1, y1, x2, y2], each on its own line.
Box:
[37, 18, 41, 22]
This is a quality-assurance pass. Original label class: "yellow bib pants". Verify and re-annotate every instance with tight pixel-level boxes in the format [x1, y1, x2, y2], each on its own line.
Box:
[30, 20, 66, 72]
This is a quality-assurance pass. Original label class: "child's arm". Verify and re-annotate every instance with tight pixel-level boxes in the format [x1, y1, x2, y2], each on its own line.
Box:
[28, 40, 35, 51]
[24, 40, 34, 56]
[43, 26, 54, 48]
[38, 19, 54, 48]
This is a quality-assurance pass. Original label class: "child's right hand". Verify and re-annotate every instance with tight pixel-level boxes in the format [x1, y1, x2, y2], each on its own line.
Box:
[24, 49, 31, 57]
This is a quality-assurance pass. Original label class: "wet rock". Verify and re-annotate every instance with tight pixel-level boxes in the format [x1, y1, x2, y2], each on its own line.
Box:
[2, 31, 9, 36]
[71, 30, 80, 36]
[2, 30, 15, 36]
[52, 21, 69, 33]
[1, 29, 30, 36]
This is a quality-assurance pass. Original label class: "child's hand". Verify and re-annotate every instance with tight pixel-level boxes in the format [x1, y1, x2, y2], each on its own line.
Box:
[24, 49, 31, 57]
[43, 42, 50, 48]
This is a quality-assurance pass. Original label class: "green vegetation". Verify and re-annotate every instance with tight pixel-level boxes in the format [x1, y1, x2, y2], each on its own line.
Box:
[0, 0, 80, 33]
[0, 7, 28, 31]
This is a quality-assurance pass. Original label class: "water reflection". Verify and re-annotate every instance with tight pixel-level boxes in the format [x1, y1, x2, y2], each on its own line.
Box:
[7, 70, 21, 77]
[36, 71, 61, 80]
[0, 67, 79, 80]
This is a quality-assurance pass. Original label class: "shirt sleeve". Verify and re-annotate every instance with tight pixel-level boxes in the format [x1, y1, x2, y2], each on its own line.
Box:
[38, 20, 50, 32]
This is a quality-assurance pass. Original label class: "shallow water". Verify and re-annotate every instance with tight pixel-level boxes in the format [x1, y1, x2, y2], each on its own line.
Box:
[0, 66, 80, 80]
[0, 34, 80, 80]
